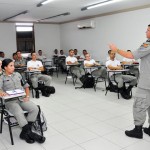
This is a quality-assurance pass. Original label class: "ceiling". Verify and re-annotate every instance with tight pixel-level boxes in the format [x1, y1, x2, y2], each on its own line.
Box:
[0, 0, 150, 24]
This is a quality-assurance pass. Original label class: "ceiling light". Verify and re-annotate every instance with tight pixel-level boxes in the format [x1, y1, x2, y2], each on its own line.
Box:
[38, 12, 70, 21]
[16, 27, 33, 32]
[81, 0, 121, 11]
[3, 10, 28, 21]
[37, 0, 53, 7]
[16, 23, 33, 26]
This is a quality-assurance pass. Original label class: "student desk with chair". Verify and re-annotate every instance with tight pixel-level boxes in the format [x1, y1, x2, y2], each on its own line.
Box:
[105, 69, 129, 99]
[0, 91, 26, 145]
[65, 63, 81, 86]
[84, 65, 107, 91]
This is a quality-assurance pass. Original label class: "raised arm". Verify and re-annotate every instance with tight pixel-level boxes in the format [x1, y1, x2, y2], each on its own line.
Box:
[109, 43, 134, 59]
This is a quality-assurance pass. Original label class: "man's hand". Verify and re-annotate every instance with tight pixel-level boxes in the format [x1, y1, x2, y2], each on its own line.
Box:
[109, 43, 118, 52]
[0, 92, 8, 97]
[23, 97, 29, 102]
[116, 66, 123, 70]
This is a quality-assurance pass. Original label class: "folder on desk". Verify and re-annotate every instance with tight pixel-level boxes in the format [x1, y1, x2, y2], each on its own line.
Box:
[6, 89, 24, 95]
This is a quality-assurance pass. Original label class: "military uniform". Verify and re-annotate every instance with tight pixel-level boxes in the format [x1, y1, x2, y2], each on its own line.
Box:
[66, 56, 85, 79]
[14, 57, 27, 81]
[14, 57, 26, 66]
[132, 39, 150, 126]
[27, 60, 52, 88]
[106, 59, 137, 88]
[0, 72, 38, 127]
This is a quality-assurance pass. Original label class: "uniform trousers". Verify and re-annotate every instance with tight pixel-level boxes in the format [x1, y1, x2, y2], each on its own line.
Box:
[91, 67, 107, 78]
[5, 99, 39, 127]
[110, 74, 137, 88]
[70, 66, 85, 78]
[133, 87, 150, 126]
[31, 74, 52, 88]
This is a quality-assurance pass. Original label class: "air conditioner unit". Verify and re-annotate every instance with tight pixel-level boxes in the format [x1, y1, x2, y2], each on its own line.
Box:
[77, 20, 95, 29]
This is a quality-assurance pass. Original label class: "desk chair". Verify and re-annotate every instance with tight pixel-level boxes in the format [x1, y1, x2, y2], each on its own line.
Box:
[94, 76, 107, 92]
[105, 70, 132, 99]
[43, 59, 58, 77]
[0, 98, 43, 145]
[65, 69, 78, 86]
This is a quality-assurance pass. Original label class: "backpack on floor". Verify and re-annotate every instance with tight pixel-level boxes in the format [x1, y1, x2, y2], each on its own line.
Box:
[41, 86, 55, 97]
[120, 86, 132, 100]
[32, 107, 47, 132]
[80, 74, 95, 88]
[107, 82, 118, 93]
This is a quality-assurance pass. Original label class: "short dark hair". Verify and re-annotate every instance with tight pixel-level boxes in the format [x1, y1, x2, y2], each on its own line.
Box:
[148, 24, 150, 27]
[38, 50, 42, 52]
[2, 59, 13, 70]
[69, 49, 74, 52]
[12, 53, 16, 57]
[31, 52, 36, 56]
[16, 50, 21, 54]
[127, 50, 131, 52]
[108, 50, 111, 54]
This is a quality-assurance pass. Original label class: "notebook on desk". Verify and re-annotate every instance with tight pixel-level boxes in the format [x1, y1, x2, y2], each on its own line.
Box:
[6, 89, 25, 95]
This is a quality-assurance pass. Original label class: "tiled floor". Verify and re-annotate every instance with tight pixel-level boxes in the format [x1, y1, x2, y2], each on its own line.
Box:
[0, 74, 150, 150]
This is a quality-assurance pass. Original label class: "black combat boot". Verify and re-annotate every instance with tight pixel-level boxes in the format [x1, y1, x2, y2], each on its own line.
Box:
[20, 124, 35, 143]
[28, 122, 46, 143]
[143, 126, 150, 136]
[35, 89, 39, 98]
[125, 126, 143, 139]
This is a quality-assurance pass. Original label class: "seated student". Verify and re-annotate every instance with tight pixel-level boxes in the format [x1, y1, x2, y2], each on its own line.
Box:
[59, 49, 66, 57]
[106, 50, 137, 93]
[84, 53, 107, 78]
[122, 50, 139, 79]
[0, 51, 5, 60]
[12, 52, 17, 62]
[74, 49, 80, 59]
[80, 49, 87, 59]
[58, 50, 66, 72]
[53, 49, 59, 57]
[27, 52, 52, 98]
[66, 49, 85, 81]
[15, 50, 27, 67]
[37, 50, 46, 61]
[14, 50, 27, 80]
[0, 59, 45, 144]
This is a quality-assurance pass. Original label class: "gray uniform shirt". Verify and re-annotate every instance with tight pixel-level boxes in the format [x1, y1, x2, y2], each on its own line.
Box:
[0, 72, 29, 92]
[14, 58, 26, 67]
[132, 39, 150, 90]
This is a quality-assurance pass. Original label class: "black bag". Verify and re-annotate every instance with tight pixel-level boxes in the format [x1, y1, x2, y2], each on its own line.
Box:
[41, 86, 55, 97]
[80, 74, 95, 88]
[38, 80, 45, 90]
[107, 82, 118, 92]
[120, 86, 132, 100]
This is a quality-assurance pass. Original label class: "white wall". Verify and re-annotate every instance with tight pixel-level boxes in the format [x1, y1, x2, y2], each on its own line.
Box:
[0, 23, 60, 59]
[34, 24, 60, 58]
[60, 8, 150, 62]
[0, 23, 17, 58]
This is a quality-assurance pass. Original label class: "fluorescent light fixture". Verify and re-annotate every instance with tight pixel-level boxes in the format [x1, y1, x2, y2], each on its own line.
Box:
[38, 12, 70, 21]
[41, 0, 53, 5]
[3, 10, 28, 21]
[37, 0, 53, 7]
[16, 23, 33, 26]
[16, 27, 33, 32]
[81, 0, 121, 11]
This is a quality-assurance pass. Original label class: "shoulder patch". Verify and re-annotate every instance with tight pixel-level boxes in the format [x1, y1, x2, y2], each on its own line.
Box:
[141, 43, 149, 48]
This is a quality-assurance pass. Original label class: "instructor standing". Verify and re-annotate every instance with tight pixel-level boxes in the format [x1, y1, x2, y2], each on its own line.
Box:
[109, 24, 150, 139]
